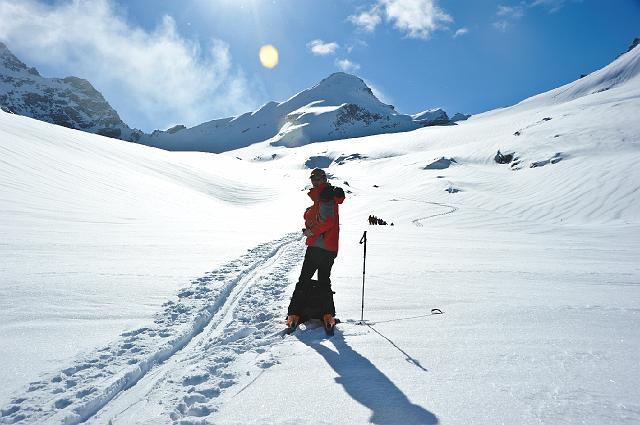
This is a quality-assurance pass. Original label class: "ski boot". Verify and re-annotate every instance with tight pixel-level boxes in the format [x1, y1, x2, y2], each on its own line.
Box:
[322, 314, 336, 337]
[285, 314, 300, 334]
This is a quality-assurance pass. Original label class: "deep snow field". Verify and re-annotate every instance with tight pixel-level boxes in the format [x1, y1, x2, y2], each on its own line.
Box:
[1, 47, 639, 424]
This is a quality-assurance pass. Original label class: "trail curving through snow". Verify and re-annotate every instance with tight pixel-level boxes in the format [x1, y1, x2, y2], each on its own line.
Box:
[0, 233, 304, 425]
[400, 198, 458, 227]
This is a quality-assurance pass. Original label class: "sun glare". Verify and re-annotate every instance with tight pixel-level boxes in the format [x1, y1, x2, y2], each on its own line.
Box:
[259, 44, 279, 69]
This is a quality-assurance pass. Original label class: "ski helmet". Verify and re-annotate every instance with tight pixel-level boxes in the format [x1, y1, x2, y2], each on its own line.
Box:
[310, 168, 327, 181]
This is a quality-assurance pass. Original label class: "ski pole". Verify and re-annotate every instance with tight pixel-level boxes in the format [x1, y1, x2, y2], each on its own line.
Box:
[359, 231, 367, 323]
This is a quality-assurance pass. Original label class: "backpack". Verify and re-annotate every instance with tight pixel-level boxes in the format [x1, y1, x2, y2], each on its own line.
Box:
[298, 279, 336, 321]
[320, 185, 345, 202]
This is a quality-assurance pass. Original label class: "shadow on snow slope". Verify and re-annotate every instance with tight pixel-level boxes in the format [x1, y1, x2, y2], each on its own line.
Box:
[300, 331, 439, 425]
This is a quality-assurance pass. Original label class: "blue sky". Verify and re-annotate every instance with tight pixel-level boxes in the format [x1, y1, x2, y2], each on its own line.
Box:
[0, 0, 638, 132]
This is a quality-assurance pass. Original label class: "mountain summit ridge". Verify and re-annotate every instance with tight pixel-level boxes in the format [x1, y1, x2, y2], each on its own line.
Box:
[138, 71, 451, 152]
[0, 42, 454, 152]
[287, 72, 393, 114]
[0, 42, 461, 152]
[0, 42, 141, 141]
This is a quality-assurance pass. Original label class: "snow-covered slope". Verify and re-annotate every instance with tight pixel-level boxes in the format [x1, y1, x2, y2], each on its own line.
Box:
[0, 41, 639, 425]
[517, 38, 640, 108]
[0, 111, 304, 413]
[138, 73, 447, 152]
[0, 42, 140, 141]
[232, 44, 640, 227]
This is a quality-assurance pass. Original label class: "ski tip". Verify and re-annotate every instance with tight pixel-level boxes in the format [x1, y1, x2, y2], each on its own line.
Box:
[431, 308, 443, 314]
[283, 326, 297, 336]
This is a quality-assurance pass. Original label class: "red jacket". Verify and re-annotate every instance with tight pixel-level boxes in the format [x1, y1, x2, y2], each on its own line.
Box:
[304, 183, 345, 253]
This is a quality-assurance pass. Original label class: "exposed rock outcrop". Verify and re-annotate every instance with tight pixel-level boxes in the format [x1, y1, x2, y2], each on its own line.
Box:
[0, 42, 140, 141]
[411, 108, 450, 126]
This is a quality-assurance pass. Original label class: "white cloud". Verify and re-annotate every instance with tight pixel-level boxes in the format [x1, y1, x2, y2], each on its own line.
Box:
[335, 58, 361, 73]
[349, 7, 382, 33]
[363, 79, 394, 106]
[382, 0, 453, 39]
[497, 5, 525, 18]
[307, 40, 340, 56]
[349, 0, 452, 40]
[492, 1, 581, 33]
[530, 0, 581, 13]
[492, 20, 510, 32]
[493, 4, 525, 32]
[0, 0, 256, 131]
[453, 28, 469, 38]
[346, 39, 369, 54]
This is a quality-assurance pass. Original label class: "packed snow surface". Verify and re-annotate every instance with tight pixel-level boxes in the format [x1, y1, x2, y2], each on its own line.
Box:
[1, 46, 639, 424]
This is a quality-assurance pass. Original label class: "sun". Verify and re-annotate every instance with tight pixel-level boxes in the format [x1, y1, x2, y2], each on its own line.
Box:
[259, 44, 279, 69]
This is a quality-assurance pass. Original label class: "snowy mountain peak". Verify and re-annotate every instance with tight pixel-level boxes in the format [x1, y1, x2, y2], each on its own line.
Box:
[62, 76, 106, 99]
[624, 37, 640, 55]
[288, 72, 393, 115]
[313, 72, 370, 94]
[0, 41, 40, 77]
[0, 43, 452, 153]
[411, 108, 450, 125]
[0, 42, 141, 140]
[139, 72, 451, 152]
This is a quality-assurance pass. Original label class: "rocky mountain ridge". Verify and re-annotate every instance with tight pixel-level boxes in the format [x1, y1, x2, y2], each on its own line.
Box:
[138, 72, 465, 152]
[0, 42, 141, 141]
[0, 42, 465, 152]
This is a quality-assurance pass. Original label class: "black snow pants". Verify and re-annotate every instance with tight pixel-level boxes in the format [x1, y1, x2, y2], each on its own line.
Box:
[287, 246, 337, 321]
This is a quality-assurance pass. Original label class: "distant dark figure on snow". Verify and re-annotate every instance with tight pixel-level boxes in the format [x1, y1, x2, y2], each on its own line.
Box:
[368, 215, 392, 226]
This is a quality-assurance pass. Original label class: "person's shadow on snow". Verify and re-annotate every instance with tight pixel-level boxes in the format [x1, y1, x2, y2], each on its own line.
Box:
[300, 330, 439, 425]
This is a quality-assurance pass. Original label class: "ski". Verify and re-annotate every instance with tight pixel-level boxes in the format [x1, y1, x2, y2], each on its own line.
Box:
[283, 316, 299, 336]
[281, 318, 340, 337]
[323, 316, 339, 337]
[283, 323, 298, 335]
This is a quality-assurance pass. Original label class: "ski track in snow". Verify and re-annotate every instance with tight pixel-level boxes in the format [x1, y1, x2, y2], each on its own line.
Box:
[0, 232, 304, 425]
[401, 198, 458, 227]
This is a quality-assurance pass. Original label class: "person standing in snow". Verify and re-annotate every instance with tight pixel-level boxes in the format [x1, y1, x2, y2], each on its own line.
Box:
[287, 168, 345, 332]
